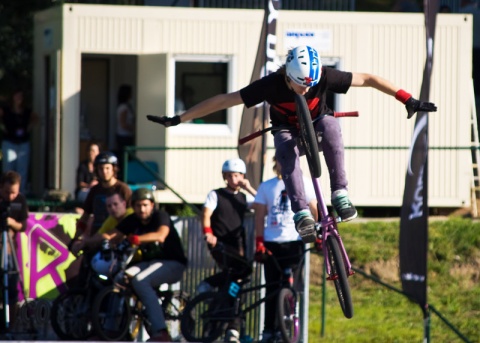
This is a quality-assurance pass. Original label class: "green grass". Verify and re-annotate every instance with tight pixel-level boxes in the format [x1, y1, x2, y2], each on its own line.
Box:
[308, 217, 480, 343]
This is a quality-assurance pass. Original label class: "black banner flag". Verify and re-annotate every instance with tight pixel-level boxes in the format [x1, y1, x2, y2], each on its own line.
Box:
[399, 0, 438, 311]
[238, 0, 279, 189]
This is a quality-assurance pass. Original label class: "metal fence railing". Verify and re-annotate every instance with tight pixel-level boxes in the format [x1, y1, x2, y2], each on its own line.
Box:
[172, 213, 311, 342]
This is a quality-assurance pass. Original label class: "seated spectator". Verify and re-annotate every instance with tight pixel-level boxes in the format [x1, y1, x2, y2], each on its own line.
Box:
[103, 188, 187, 342]
[71, 190, 133, 255]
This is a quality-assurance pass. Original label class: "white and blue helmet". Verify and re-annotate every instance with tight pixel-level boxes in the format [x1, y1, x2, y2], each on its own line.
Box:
[286, 45, 322, 87]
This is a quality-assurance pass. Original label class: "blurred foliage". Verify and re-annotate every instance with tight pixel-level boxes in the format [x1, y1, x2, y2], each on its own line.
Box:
[0, 1, 54, 100]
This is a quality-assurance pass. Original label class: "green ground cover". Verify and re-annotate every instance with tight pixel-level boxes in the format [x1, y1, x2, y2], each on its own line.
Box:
[307, 217, 479, 343]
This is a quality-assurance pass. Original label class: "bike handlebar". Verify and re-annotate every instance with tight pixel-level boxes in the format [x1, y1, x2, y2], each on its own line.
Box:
[238, 111, 359, 145]
[333, 111, 359, 118]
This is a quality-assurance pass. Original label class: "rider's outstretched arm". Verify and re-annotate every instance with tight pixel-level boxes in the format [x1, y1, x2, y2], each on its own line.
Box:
[147, 91, 244, 127]
[350, 73, 437, 119]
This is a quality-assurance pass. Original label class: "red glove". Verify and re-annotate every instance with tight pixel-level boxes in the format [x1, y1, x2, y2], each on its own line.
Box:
[254, 236, 269, 263]
[128, 235, 140, 246]
[395, 89, 437, 119]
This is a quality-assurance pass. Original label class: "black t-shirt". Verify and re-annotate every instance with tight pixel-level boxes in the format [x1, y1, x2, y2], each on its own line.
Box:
[2, 107, 33, 143]
[240, 67, 352, 126]
[1, 194, 28, 226]
[116, 210, 187, 266]
[75, 160, 96, 195]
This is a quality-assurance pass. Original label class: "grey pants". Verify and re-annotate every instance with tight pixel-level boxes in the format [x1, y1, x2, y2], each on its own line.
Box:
[126, 260, 186, 335]
[274, 115, 347, 213]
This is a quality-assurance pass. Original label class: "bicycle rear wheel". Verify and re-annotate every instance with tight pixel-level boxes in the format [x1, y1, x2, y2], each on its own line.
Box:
[277, 287, 301, 343]
[91, 285, 136, 341]
[162, 290, 189, 341]
[295, 93, 321, 178]
[180, 291, 226, 343]
[326, 236, 353, 318]
[50, 288, 93, 340]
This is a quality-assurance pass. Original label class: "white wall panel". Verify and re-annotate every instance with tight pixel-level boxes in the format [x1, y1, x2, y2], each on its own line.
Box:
[34, 6, 473, 208]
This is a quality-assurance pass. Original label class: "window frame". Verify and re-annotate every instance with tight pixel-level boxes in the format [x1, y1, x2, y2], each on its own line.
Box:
[169, 54, 236, 136]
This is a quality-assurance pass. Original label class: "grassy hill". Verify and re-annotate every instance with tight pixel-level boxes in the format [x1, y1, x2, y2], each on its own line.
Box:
[307, 217, 479, 343]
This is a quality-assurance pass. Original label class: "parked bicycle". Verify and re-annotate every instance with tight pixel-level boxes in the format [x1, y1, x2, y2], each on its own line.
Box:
[180, 242, 310, 343]
[239, 94, 356, 319]
[90, 240, 190, 341]
[50, 239, 121, 340]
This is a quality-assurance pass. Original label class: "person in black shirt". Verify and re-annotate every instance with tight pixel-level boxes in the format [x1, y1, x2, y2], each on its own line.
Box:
[0, 171, 29, 332]
[0, 89, 39, 193]
[148, 45, 437, 243]
[103, 188, 187, 342]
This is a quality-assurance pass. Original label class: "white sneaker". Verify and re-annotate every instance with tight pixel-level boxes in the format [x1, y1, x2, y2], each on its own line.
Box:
[224, 329, 240, 343]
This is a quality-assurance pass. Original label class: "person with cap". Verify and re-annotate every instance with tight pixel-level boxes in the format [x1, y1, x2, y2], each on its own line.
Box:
[147, 45, 437, 243]
[74, 151, 132, 240]
[196, 158, 256, 343]
[101, 187, 187, 342]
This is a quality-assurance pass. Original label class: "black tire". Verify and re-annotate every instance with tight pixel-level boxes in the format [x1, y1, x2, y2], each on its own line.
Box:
[326, 236, 353, 318]
[50, 288, 93, 340]
[180, 291, 226, 343]
[91, 285, 135, 341]
[277, 287, 301, 343]
[295, 93, 322, 178]
[162, 290, 189, 341]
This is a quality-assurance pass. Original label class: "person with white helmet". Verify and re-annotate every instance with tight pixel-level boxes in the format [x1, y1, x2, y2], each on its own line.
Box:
[196, 158, 256, 343]
[148, 45, 437, 243]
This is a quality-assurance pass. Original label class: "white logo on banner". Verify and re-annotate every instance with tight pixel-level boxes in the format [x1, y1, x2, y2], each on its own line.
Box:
[284, 30, 332, 52]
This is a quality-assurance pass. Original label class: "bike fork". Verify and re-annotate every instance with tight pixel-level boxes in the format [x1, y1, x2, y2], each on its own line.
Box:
[321, 223, 354, 279]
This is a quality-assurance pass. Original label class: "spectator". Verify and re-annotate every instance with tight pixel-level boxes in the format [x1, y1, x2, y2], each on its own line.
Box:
[252, 157, 317, 342]
[116, 84, 135, 172]
[74, 151, 131, 240]
[0, 88, 39, 193]
[104, 188, 187, 342]
[71, 190, 133, 255]
[197, 158, 256, 343]
[0, 171, 28, 332]
[75, 141, 100, 204]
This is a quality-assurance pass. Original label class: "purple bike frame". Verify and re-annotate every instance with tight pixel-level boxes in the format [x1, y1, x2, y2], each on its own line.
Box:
[311, 176, 353, 277]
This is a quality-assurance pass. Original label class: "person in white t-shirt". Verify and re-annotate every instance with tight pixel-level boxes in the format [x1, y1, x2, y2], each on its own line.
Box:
[252, 157, 317, 343]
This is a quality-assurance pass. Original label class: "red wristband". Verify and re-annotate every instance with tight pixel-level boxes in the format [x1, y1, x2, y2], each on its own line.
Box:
[203, 227, 213, 235]
[128, 235, 140, 246]
[395, 89, 412, 104]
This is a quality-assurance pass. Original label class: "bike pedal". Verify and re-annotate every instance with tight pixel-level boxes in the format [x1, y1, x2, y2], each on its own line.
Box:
[327, 274, 339, 281]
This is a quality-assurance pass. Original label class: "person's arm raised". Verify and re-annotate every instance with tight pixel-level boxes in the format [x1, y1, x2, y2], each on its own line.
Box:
[147, 91, 243, 127]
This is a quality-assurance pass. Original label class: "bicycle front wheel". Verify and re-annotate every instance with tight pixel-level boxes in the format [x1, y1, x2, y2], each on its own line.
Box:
[326, 236, 353, 318]
[50, 288, 93, 340]
[91, 285, 136, 341]
[180, 291, 226, 343]
[295, 93, 321, 178]
[277, 287, 301, 343]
